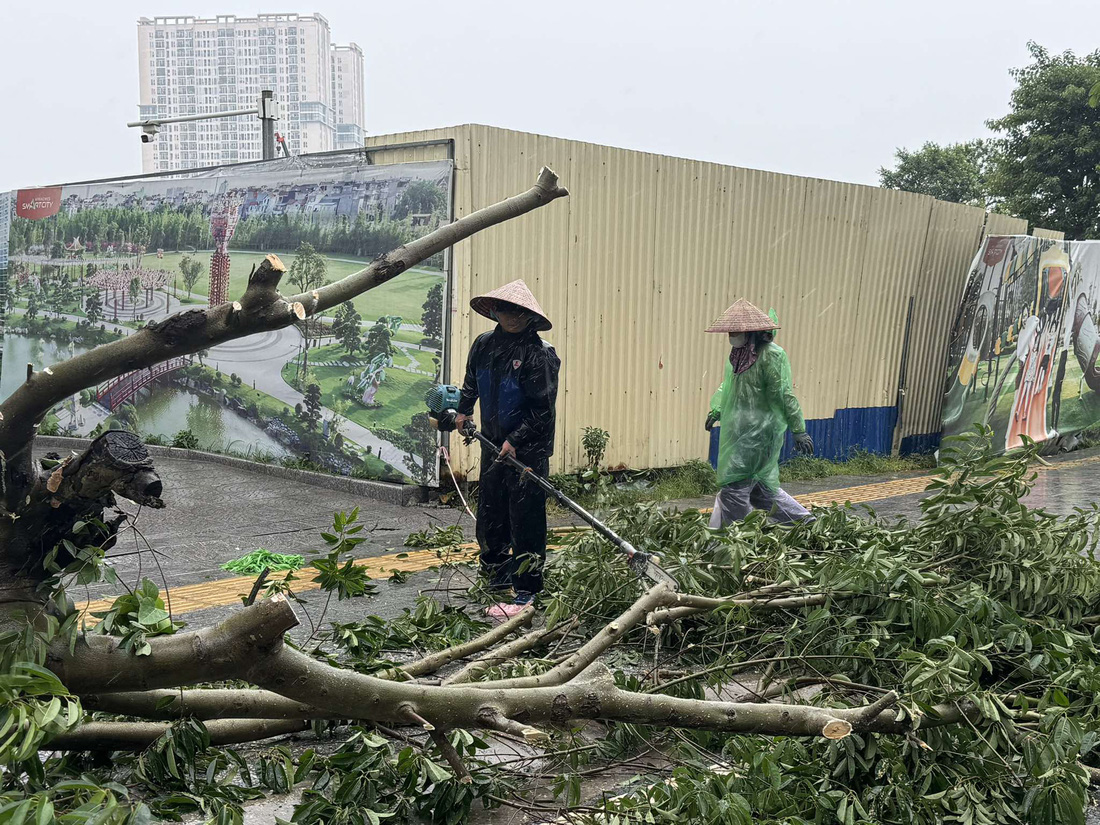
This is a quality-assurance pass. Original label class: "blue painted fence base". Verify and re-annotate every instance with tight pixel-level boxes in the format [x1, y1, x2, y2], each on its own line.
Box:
[899, 432, 941, 456]
[707, 405, 936, 470]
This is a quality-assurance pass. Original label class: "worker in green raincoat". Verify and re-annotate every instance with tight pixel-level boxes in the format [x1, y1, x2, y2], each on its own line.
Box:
[704, 299, 814, 527]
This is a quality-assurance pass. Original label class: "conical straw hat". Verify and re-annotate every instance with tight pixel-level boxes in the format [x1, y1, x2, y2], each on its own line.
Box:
[705, 299, 781, 334]
[470, 279, 552, 331]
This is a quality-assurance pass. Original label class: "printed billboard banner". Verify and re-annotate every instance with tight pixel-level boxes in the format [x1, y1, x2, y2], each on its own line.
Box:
[15, 187, 62, 221]
[942, 235, 1100, 453]
[2, 155, 453, 485]
[0, 191, 9, 276]
[0, 191, 8, 346]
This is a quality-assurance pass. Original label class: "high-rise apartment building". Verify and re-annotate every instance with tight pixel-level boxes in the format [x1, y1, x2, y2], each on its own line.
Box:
[137, 13, 366, 173]
[331, 44, 365, 150]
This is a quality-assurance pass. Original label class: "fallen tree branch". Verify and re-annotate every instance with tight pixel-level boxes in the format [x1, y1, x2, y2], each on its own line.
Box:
[471, 585, 834, 691]
[80, 687, 329, 720]
[44, 718, 309, 750]
[851, 690, 900, 724]
[51, 595, 296, 693]
[760, 676, 892, 700]
[429, 728, 473, 783]
[443, 620, 575, 685]
[47, 594, 992, 741]
[246, 641, 970, 738]
[469, 583, 679, 690]
[645, 592, 833, 626]
[80, 609, 537, 721]
[376, 604, 536, 681]
[51, 594, 978, 742]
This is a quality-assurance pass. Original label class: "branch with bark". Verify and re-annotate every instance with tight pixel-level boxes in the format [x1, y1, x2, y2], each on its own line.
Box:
[52, 590, 944, 751]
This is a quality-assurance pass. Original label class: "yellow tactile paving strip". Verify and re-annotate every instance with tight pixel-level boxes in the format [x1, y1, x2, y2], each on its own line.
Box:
[795, 474, 935, 507]
[76, 545, 482, 625]
[74, 454, 1100, 623]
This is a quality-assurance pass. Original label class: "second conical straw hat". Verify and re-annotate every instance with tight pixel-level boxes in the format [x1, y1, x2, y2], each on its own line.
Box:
[704, 299, 780, 334]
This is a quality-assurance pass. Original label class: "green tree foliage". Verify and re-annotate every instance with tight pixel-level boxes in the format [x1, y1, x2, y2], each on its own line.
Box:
[57, 273, 76, 310]
[879, 140, 991, 206]
[332, 301, 364, 355]
[178, 254, 204, 296]
[582, 425, 611, 467]
[170, 429, 200, 450]
[364, 319, 395, 364]
[393, 180, 446, 220]
[25, 291, 39, 321]
[112, 403, 140, 434]
[303, 383, 323, 432]
[84, 291, 103, 325]
[9, 202, 447, 270]
[44, 280, 66, 319]
[128, 276, 141, 308]
[421, 282, 444, 345]
[988, 42, 1100, 239]
[8, 203, 211, 257]
[286, 242, 328, 294]
[402, 413, 438, 485]
[230, 212, 430, 262]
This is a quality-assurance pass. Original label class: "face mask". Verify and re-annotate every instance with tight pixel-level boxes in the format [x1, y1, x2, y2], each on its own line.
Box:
[729, 333, 748, 348]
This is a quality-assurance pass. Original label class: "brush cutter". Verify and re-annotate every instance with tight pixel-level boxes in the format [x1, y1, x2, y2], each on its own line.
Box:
[425, 385, 677, 588]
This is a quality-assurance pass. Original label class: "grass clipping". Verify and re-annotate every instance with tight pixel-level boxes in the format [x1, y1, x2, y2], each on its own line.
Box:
[221, 547, 305, 574]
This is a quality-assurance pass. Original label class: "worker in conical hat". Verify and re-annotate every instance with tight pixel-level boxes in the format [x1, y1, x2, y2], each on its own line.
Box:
[704, 299, 814, 527]
[455, 279, 560, 618]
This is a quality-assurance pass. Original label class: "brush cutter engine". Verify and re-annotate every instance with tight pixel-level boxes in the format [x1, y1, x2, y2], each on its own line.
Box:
[425, 384, 469, 433]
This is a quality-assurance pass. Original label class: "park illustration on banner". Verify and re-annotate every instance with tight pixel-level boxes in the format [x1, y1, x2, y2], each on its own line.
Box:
[942, 235, 1100, 452]
[1, 157, 453, 485]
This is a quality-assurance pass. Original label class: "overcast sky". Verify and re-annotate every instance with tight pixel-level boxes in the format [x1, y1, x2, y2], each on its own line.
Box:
[3, 0, 1099, 192]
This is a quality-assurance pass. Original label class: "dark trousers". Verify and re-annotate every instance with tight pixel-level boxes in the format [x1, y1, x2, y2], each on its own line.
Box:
[476, 450, 548, 595]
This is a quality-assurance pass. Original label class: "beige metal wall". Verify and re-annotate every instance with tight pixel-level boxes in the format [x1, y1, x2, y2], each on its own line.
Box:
[1032, 227, 1067, 241]
[900, 201, 988, 440]
[984, 212, 1030, 239]
[364, 126, 1031, 478]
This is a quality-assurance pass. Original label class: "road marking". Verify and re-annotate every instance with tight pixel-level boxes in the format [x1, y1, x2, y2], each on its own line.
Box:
[74, 454, 1100, 622]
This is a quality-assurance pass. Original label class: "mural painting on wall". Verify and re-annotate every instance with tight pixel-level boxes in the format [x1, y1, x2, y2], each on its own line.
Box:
[0, 157, 453, 485]
[942, 235, 1100, 452]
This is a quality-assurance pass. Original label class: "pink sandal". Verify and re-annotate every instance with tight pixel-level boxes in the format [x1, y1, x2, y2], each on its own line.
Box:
[486, 601, 529, 620]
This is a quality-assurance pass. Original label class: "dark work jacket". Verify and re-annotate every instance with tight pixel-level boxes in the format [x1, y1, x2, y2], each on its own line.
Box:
[457, 326, 560, 460]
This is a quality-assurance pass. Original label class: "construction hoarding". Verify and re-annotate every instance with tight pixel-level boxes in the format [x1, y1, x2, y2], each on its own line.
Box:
[942, 236, 1100, 452]
[1, 155, 453, 485]
[365, 125, 1032, 480]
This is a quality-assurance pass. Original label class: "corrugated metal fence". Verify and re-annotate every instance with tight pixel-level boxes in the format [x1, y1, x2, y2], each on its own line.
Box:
[1032, 227, 1067, 241]
[364, 126, 1045, 478]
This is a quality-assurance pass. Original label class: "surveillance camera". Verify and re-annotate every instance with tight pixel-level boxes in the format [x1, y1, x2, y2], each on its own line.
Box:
[140, 123, 159, 143]
[141, 133, 153, 144]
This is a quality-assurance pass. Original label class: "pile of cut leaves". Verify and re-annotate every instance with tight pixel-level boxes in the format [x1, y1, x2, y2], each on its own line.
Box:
[221, 547, 305, 574]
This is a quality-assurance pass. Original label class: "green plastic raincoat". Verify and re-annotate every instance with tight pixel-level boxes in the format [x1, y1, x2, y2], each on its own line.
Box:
[709, 342, 806, 491]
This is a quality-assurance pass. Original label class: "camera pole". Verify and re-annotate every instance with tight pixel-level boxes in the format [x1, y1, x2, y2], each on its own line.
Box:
[259, 90, 277, 161]
[127, 90, 279, 162]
